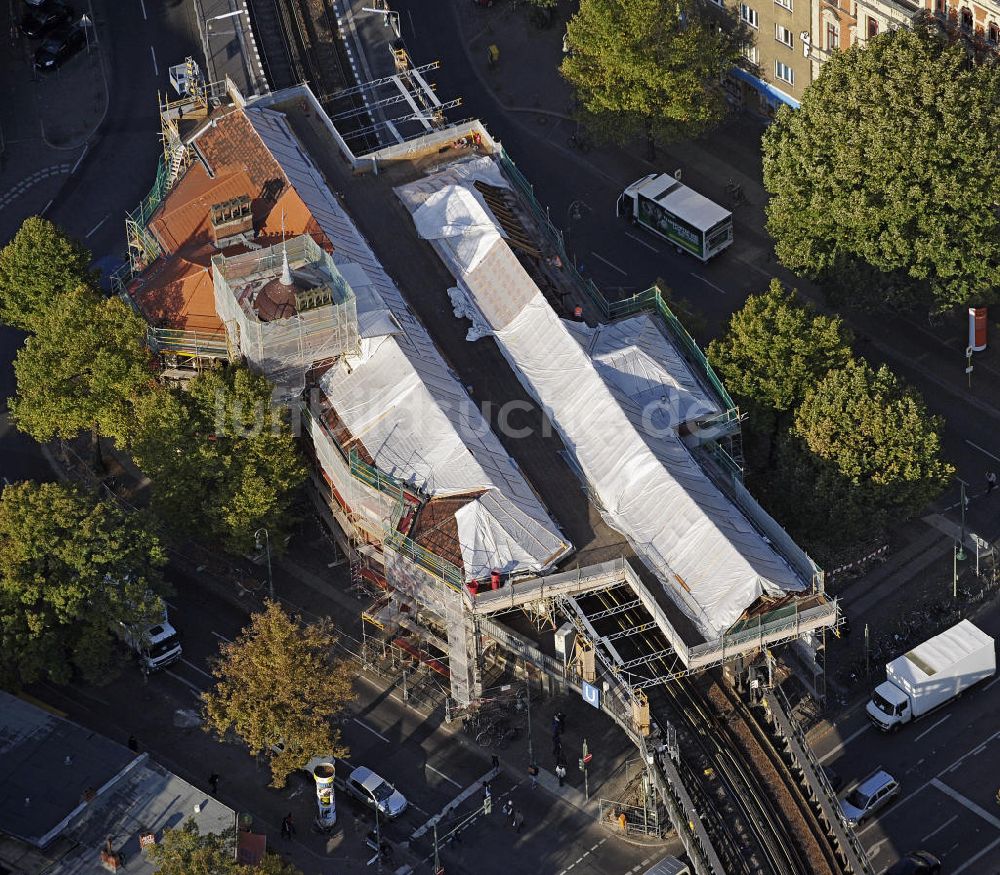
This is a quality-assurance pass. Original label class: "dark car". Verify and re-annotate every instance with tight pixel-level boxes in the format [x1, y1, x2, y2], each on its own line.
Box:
[884, 851, 942, 874]
[33, 20, 86, 71]
[21, 1, 74, 38]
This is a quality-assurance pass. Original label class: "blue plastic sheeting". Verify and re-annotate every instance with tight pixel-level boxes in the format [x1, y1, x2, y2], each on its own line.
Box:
[729, 67, 800, 110]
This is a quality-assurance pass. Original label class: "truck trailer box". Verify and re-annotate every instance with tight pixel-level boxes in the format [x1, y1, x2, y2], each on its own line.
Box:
[885, 619, 995, 718]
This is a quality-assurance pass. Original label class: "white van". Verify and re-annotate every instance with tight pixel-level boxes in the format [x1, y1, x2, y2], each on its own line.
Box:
[643, 856, 690, 875]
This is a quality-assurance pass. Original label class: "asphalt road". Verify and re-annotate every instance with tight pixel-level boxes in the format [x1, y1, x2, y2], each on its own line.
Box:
[812, 600, 1000, 873]
[0, 0, 199, 485]
[36, 562, 665, 874]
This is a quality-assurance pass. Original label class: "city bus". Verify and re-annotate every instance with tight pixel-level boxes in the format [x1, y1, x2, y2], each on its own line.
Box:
[617, 172, 733, 262]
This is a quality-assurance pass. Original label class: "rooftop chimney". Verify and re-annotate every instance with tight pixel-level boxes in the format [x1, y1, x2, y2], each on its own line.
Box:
[209, 195, 254, 249]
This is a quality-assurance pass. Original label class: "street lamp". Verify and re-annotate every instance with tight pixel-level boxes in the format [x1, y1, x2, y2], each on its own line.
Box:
[957, 478, 968, 561]
[254, 528, 274, 600]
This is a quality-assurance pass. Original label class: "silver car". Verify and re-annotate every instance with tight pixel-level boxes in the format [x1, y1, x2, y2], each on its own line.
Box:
[840, 770, 899, 826]
[346, 766, 408, 819]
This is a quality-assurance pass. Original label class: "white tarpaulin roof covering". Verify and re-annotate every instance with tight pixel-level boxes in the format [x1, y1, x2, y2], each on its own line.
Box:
[397, 164, 805, 638]
[246, 108, 570, 580]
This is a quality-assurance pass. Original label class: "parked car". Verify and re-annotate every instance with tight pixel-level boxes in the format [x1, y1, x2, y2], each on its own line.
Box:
[840, 770, 900, 826]
[885, 851, 942, 874]
[346, 766, 408, 818]
[33, 20, 86, 71]
[21, 1, 74, 38]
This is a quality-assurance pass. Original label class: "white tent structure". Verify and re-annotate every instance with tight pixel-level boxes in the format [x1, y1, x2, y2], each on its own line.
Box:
[243, 108, 571, 582]
[398, 158, 806, 639]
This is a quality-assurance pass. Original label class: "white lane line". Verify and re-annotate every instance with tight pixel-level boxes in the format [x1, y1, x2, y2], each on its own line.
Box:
[352, 717, 390, 743]
[138, 0, 147, 19]
[71, 144, 88, 174]
[913, 713, 952, 743]
[85, 214, 109, 238]
[818, 723, 872, 763]
[589, 251, 628, 276]
[929, 778, 1000, 829]
[211, 630, 232, 643]
[692, 273, 727, 294]
[985, 674, 1000, 691]
[150, 45, 159, 76]
[164, 669, 203, 694]
[180, 658, 214, 682]
[965, 439, 1000, 464]
[920, 813, 958, 842]
[624, 231, 659, 253]
[41, 198, 54, 215]
[954, 836, 1000, 874]
[426, 764, 461, 789]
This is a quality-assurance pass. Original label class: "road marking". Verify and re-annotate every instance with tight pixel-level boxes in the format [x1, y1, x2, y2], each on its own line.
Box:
[965, 439, 1000, 464]
[41, 198, 54, 215]
[818, 723, 872, 763]
[352, 717, 390, 743]
[985, 674, 1000, 691]
[624, 231, 659, 253]
[929, 778, 1000, 829]
[138, 0, 147, 19]
[913, 713, 951, 743]
[180, 658, 214, 681]
[589, 251, 628, 276]
[954, 836, 1000, 874]
[692, 273, 727, 294]
[85, 214, 109, 238]
[211, 631, 232, 643]
[150, 45, 159, 76]
[556, 836, 607, 874]
[426, 764, 461, 789]
[71, 144, 88, 174]
[164, 669, 204, 694]
[920, 814, 958, 842]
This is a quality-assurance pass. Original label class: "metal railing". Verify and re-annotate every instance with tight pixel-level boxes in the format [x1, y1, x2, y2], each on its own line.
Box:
[383, 529, 464, 592]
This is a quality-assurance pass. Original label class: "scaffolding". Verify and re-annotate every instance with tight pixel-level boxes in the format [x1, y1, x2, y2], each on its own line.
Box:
[211, 235, 360, 396]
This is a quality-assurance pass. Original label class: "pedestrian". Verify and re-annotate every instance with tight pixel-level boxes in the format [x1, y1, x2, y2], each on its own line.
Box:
[482, 783, 492, 803]
[987, 471, 997, 494]
[208, 773, 219, 796]
[513, 810, 524, 833]
[281, 813, 295, 840]
[503, 798, 514, 822]
[555, 764, 567, 787]
[126, 735, 138, 753]
[528, 763, 539, 789]
[552, 735, 562, 759]
[555, 712, 566, 734]
[551, 715, 561, 738]
[491, 754, 500, 771]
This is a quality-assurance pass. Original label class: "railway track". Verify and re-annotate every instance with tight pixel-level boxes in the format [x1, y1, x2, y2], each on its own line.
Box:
[574, 582, 842, 875]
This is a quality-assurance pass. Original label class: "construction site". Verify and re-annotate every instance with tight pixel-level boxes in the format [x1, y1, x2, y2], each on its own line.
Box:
[114, 44, 866, 874]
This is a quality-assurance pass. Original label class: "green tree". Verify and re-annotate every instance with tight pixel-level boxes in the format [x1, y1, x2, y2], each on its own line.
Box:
[561, 0, 745, 156]
[9, 287, 154, 457]
[0, 481, 166, 688]
[150, 820, 303, 875]
[0, 217, 96, 331]
[707, 279, 853, 416]
[130, 366, 306, 555]
[792, 359, 953, 531]
[202, 601, 353, 788]
[762, 20, 1000, 311]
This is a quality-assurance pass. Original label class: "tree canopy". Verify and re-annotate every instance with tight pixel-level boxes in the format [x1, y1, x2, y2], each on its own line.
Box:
[707, 279, 852, 415]
[0, 481, 166, 687]
[762, 21, 1000, 311]
[561, 0, 745, 152]
[129, 366, 306, 555]
[0, 217, 96, 331]
[150, 820, 303, 875]
[202, 601, 353, 788]
[9, 287, 154, 448]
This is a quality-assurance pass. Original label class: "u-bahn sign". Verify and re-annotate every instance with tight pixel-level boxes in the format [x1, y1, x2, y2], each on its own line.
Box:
[582, 680, 600, 709]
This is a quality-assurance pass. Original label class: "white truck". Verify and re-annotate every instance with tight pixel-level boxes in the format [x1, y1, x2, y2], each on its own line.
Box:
[114, 597, 183, 673]
[866, 619, 995, 732]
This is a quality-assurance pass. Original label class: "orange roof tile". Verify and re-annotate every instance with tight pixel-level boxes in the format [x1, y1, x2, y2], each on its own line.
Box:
[134, 107, 333, 333]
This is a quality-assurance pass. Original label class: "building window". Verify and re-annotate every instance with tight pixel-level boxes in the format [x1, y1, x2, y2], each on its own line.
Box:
[826, 21, 839, 50]
[775, 0, 792, 9]
[744, 42, 760, 64]
[775, 60, 794, 84]
[866, 16, 879, 38]
[989, 21, 999, 44]
[740, 4, 759, 28]
[776, 24, 794, 46]
[935, 0, 945, 13]
[961, 7, 973, 29]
